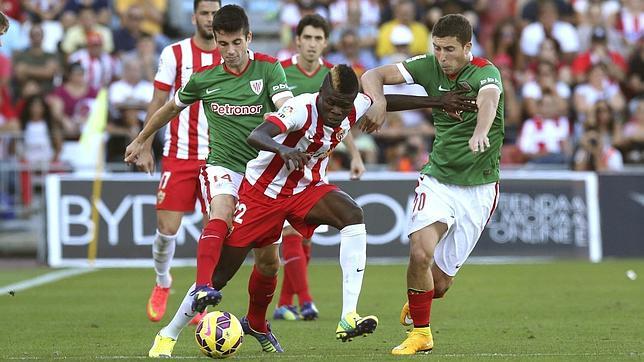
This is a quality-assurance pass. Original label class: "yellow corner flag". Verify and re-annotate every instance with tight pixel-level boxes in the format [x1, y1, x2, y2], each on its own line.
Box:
[79, 88, 109, 151]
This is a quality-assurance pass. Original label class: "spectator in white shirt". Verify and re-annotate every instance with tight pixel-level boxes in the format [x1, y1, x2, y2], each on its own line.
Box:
[518, 92, 572, 164]
[520, 0, 580, 62]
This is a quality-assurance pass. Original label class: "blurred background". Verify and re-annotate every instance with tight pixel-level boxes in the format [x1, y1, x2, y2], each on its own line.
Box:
[0, 0, 642, 263]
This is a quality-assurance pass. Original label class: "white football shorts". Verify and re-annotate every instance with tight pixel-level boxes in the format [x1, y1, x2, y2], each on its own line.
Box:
[408, 175, 499, 276]
[198, 165, 244, 216]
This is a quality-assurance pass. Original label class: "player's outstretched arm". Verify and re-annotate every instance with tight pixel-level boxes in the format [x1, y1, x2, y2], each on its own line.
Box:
[385, 90, 478, 113]
[360, 65, 406, 133]
[124, 100, 183, 166]
[247, 122, 310, 171]
[469, 87, 501, 154]
[135, 88, 171, 174]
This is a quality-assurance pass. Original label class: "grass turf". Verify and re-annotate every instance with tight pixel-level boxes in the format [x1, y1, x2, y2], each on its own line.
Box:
[1, 260, 643, 360]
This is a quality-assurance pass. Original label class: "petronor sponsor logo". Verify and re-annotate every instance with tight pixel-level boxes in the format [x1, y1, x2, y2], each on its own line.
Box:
[210, 102, 263, 116]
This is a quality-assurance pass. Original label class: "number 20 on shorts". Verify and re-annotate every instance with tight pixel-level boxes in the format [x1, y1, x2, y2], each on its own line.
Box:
[412, 192, 426, 213]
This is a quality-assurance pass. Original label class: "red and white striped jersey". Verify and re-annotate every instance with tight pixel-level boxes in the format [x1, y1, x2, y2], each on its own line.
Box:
[245, 92, 372, 199]
[154, 38, 221, 160]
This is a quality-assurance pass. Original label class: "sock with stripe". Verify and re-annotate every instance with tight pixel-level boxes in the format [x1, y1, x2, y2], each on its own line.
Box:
[195, 219, 227, 286]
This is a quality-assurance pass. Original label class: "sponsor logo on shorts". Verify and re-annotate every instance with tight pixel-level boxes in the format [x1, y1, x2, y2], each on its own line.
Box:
[210, 102, 263, 116]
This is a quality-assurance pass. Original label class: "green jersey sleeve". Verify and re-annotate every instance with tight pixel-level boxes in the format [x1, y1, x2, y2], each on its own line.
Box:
[267, 62, 292, 106]
[174, 73, 201, 108]
[470, 65, 503, 94]
[398, 54, 435, 88]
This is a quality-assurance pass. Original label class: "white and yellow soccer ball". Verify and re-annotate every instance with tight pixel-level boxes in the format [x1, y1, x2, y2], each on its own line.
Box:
[195, 311, 244, 359]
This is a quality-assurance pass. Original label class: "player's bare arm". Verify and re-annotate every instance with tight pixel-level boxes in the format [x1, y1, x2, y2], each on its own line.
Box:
[360, 64, 406, 133]
[385, 90, 478, 113]
[470, 87, 501, 154]
[135, 88, 171, 173]
[124, 100, 183, 165]
[247, 122, 310, 171]
[342, 132, 365, 180]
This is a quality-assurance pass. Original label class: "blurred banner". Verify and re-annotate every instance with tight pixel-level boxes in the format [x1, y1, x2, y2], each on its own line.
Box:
[45, 171, 602, 267]
[598, 173, 644, 257]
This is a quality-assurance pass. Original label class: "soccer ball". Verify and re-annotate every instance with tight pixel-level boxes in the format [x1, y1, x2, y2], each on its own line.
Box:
[195, 311, 244, 359]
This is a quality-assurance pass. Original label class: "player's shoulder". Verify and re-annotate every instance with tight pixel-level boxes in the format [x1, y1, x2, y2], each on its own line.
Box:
[251, 51, 279, 64]
[161, 38, 190, 53]
[321, 58, 334, 69]
[280, 56, 294, 69]
[470, 56, 495, 69]
[404, 53, 434, 64]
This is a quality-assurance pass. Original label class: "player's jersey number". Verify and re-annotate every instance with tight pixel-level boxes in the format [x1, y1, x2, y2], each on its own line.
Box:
[234, 203, 247, 224]
[412, 192, 426, 213]
[159, 172, 171, 190]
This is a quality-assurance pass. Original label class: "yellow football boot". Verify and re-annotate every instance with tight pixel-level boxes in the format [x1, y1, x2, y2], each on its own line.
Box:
[335, 311, 378, 342]
[148, 333, 177, 358]
[391, 327, 434, 355]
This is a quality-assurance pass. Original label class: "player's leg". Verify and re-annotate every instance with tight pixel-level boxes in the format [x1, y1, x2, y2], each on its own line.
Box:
[150, 244, 252, 358]
[276, 226, 312, 320]
[303, 189, 377, 341]
[240, 244, 285, 353]
[192, 166, 244, 312]
[392, 223, 446, 355]
[148, 158, 202, 322]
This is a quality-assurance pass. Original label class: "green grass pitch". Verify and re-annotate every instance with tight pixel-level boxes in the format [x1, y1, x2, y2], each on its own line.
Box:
[1, 260, 643, 361]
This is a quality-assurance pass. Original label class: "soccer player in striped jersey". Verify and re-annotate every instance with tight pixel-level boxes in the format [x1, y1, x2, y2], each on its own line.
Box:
[125, 5, 293, 357]
[361, 14, 503, 355]
[274, 14, 366, 322]
[135, 0, 221, 325]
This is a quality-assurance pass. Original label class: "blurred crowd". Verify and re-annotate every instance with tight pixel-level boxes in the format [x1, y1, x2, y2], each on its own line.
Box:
[0, 0, 642, 176]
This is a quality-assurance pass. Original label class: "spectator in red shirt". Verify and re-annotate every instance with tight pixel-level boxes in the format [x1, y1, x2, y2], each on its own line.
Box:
[572, 27, 627, 84]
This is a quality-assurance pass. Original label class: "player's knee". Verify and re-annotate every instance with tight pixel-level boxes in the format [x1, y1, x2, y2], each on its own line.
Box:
[157, 218, 180, 235]
[338, 206, 364, 228]
[409, 246, 433, 269]
[256, 259, 280, 276]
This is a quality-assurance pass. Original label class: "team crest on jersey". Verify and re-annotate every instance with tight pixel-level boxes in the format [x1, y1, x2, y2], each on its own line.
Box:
[336, 129, 348, 142]
[250, 79, 264, 95]
[157, 190, 166, 204]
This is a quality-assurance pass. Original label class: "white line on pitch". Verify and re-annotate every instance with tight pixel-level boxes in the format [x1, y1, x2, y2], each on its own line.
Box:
[0, 268, 95, 296]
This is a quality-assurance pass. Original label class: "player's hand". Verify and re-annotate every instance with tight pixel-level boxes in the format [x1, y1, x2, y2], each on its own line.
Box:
[359, 101, 386, 133]
[469, 131, 490, 154]
[441, 89, 477, 121]
[136, 148, 155, 175]
[349, 154, 365, 180]
[124, 138, 145, 165]
[279, 147, 310, 171]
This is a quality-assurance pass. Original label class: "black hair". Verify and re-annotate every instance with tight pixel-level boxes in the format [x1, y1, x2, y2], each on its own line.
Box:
[19, 95, 53, 132]
[296, 14, 330, 39]
[432, 14, 472, 46]
[194, 0, 221, 11]
[212, 4, 249, 36]
[322, 64, 359, 96]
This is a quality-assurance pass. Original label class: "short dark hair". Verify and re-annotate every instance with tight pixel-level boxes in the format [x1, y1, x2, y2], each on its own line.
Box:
[296, 14, 330, 39]
[323, 64, 359, 96]
[194, 0, 220, 12]
[432, 14, 472, 46]
[212, 4, 249, 36]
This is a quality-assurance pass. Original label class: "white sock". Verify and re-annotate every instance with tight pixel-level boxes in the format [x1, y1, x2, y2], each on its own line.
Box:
[339, 223, 367, 318]
[160, 283, 196, 340]
[153, 230, 177, 288]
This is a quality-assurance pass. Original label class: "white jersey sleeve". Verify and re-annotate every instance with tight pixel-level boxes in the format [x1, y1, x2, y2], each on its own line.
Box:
[354, 93, 373, 120]
[154, 45, 177, 91]
[264, 96, 309, 133]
